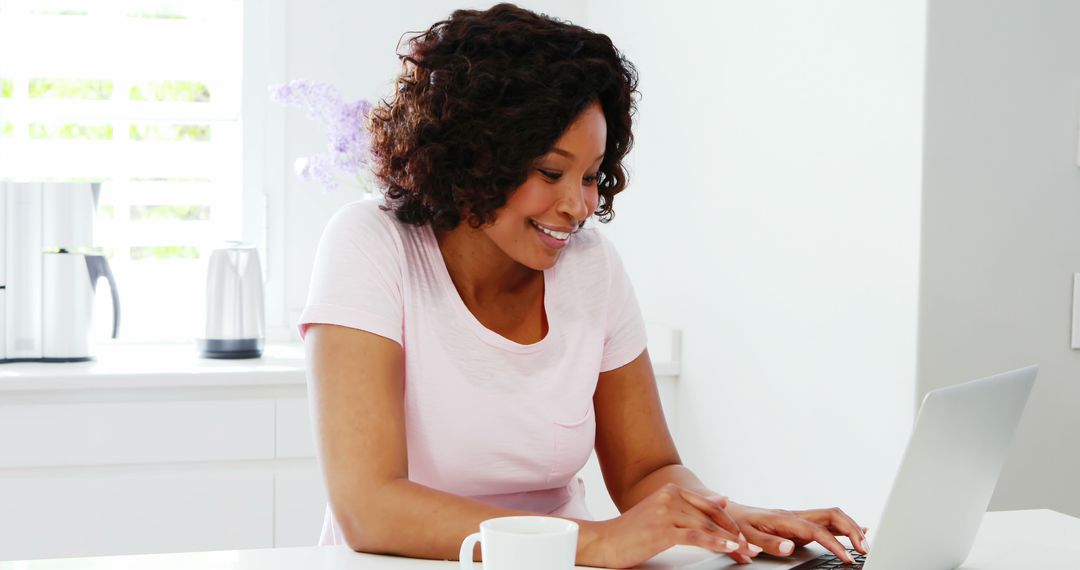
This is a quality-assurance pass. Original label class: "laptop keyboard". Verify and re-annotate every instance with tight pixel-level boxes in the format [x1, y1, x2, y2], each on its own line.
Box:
[788, 548, 867, 569]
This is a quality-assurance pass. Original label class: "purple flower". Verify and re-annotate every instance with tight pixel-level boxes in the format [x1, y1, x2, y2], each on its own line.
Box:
[270, 79, 374, 192]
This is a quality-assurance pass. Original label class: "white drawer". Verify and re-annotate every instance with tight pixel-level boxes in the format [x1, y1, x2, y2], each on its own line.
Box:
[0, 399, 276, 468]
[0, 469, 274, 561]
[276, 396, 317, 458]
[274, 461, 327, 547]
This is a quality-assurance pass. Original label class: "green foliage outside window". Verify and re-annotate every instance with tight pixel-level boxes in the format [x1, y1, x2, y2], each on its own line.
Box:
[127, 7, 187, 19]
[130, 205, 210, 221]
[129, 124, 211, 142]
[130, 81, 211, 102]
[30, 123, 114, 140]
[30, 9, 89, 16]
[29, 79, 113, 100]
[129, 177, 212, 183]
[1, 79, 11, 98]
[130, 246, 200, 260]
[1, 123, 12, 138]
[30, 8, 181, 18]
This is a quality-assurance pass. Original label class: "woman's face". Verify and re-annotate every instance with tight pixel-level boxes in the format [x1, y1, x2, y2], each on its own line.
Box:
[483, 100, 606, 271]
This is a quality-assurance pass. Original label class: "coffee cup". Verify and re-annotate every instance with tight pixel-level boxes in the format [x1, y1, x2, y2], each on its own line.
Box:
[458, 515, 579, 570]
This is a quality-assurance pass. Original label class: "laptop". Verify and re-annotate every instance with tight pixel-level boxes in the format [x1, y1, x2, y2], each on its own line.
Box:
[649, 364, 1038, 570]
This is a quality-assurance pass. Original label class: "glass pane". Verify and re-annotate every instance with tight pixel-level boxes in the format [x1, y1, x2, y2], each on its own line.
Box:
[129, 124, 211, 142]
[130, 80, 211, 102]
[129, 246, 200, 260]
[127, 6, 188, 20]
[29, 78, 113, 100]
[130, 205, 211, 221]
[28, 7, 89, 16]
[29, 123, 114, 140]
[2, 0, 220, 19]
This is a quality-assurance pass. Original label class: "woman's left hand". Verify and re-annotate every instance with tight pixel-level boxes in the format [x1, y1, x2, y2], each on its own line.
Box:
[720, 500, 870, 565]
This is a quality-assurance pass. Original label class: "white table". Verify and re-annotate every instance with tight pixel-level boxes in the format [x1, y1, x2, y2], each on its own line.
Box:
[2, 510, 1075, 569]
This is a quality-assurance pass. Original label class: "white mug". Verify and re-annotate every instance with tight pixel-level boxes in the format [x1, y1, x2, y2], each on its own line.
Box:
[459, 516, 579, 570]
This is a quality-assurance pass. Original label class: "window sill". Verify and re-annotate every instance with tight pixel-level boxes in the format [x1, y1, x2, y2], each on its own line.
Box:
[0, 327, 681, 394]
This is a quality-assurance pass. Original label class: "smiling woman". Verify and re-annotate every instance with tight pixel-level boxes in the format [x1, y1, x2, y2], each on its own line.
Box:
[299, 4, 866, 569]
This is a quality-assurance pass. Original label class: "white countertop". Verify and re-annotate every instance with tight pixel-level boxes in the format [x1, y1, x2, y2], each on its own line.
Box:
[1, 510, 1076, 569]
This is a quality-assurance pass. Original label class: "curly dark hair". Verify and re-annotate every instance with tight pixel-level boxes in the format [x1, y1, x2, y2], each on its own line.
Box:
[367, 3, 639, 231]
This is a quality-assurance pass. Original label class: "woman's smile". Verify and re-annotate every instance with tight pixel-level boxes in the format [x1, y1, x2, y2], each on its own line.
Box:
[530, 219, 574, 250]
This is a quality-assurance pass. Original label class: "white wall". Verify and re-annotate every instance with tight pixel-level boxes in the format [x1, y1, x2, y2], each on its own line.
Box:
[918, 0, 1080, 518]
[585, 1, 926, 527]
[279, 0, 586, 335]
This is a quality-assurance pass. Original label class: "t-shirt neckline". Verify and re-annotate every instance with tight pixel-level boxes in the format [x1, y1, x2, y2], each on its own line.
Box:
[423, 224, 556, 354]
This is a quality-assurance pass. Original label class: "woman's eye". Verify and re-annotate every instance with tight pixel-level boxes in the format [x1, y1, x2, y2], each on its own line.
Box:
[537, 169, 599, 186]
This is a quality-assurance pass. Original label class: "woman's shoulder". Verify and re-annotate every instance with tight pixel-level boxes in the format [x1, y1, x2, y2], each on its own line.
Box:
[321, 198, 417, 254]
[559, 226, 622, 285]
[565, 225, 605, 256]
[327, 198, 401, 233]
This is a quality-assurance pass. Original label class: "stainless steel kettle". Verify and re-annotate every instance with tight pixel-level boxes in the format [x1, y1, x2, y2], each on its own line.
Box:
[197, 242, 264, 359]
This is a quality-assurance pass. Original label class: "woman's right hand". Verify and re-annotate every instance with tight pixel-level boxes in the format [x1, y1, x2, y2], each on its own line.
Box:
[578, 483, 758, 569]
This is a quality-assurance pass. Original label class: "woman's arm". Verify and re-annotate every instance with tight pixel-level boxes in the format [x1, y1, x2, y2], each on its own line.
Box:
[593, 349, 753, 564]
[594, 349, 705, 509]
[594, 349, 868, 564]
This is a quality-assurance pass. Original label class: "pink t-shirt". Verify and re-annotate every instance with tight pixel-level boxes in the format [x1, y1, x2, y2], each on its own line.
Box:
[298, 199, 647, 545]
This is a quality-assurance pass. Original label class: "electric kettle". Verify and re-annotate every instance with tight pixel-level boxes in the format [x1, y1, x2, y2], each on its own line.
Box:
[197, 242, 265, 359]
[42, 250, 120, 360]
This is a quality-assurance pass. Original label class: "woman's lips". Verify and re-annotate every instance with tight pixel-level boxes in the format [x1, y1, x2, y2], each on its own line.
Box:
[531, 220, 570, 250]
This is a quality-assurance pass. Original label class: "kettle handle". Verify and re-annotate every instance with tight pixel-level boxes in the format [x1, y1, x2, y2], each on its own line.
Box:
[85, 254, 121, 339]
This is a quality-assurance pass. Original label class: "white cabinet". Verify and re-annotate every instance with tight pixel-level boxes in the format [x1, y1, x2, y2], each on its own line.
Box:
[0, 399, 276, 468]
[276, 396, 318, 458]
[274, 462, 328, 547]
[0, 348, 325, 562]
[0, 469, 275, 560]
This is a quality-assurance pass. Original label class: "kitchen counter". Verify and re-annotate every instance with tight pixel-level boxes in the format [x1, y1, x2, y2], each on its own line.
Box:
[0, 343, 307, 393]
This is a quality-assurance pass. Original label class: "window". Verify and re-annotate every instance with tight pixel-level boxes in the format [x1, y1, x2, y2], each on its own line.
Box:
[0, 0, 244, 342]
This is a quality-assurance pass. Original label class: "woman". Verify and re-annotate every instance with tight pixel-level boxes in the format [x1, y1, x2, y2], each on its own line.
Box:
[300, 4, 867, 568]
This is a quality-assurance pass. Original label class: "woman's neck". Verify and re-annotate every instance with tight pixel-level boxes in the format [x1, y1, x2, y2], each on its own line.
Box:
[434, 224, 540, 303]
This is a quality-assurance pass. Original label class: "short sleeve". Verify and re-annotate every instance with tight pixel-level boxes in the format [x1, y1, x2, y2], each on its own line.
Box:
[599, 236, 648, 372]
[297, 200, 404, 345]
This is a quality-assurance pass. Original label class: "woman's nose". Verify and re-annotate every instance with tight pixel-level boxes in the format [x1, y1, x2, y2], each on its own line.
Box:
[558, 181, 591, 223]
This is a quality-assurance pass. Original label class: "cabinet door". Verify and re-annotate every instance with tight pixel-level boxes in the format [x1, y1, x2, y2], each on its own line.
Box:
[274, 461, 328, 547]
[0, 399, 276, 468]
[0, 469, 274, 561]
[276, 397, 317, 458]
